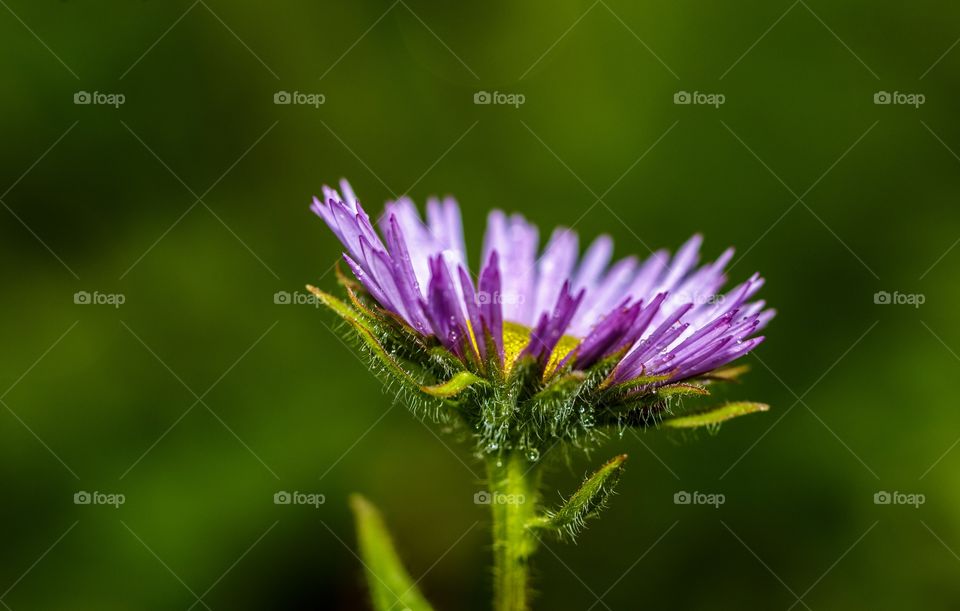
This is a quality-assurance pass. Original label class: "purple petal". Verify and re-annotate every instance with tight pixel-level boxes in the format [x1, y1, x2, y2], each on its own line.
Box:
[457, 265, 485, 361]
[478, 250, 505, 361]
[384, 215, 430, 332]
[423, 256, 470, 357]
[521, 281, 584, 364]
[533, 228, 578, 322]
[571, 299, 641, 369]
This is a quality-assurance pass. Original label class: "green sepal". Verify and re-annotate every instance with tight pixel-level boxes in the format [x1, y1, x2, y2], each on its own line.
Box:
[308, 285, 369, 328]
[309, 286, 420, 387]
[661, 401, 769, 429]
[697, 364, 750, 383]
[656, 382, 709, 397]
[579, 351, 627, 393]
[508, 354, 540, 389]
[422, 370, 486, 398]
[356, 326, 422, 387]
[601, 370, 673, 394]
[528, 454, 628, 541]
[350, 495, 435, 611]
[529, 371, 586, 405]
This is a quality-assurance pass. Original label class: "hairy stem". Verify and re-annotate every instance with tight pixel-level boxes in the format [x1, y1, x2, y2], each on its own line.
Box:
[487, 452, 540, 611]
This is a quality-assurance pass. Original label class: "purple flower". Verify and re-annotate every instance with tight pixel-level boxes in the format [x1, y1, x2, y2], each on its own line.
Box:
[313, 179, 773, 389]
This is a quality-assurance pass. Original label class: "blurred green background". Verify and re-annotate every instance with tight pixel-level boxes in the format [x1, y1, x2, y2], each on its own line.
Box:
[2, 0, 959, 608]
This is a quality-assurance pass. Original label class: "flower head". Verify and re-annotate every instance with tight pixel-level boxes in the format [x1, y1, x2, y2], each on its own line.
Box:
[310, 179, 773, 455]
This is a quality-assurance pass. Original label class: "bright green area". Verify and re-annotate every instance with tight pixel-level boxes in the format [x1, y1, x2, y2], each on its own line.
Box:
[2, 1, 959, 609]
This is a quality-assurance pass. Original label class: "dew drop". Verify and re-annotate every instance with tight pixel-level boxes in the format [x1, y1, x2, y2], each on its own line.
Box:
[526, 448, 541, 461]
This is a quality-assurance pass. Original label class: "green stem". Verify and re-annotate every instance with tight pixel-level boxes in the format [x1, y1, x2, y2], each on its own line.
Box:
[487, 452, 540, 611]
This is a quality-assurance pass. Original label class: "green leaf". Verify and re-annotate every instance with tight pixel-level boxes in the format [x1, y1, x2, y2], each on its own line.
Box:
[421, 370, 486, 398]
[350, 495, 436, 611]
[529, 454, 628, 540]
[661, 401, 769, 429]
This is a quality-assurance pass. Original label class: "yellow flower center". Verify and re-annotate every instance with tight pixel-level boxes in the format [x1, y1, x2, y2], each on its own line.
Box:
[465, 319, 580, 376]
[502, 321, 580, 376]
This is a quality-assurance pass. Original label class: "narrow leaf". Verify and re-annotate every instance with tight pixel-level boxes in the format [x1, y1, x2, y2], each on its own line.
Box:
[350, 495, 435, 611]
[422, 370, 486, 398]
[530, 454, 628, 540]
[661, 401, 769, 429]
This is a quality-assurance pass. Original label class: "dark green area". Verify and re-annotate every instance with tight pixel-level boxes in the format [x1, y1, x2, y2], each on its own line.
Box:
[1, 1, 958, 608]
